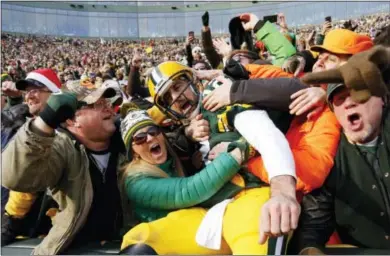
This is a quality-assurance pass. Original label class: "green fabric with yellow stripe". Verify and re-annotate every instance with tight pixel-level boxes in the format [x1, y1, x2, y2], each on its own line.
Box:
[201, 76, 254, 149]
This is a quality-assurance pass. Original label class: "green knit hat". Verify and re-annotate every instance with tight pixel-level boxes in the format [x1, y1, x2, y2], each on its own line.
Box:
[120, 108, 156, 160]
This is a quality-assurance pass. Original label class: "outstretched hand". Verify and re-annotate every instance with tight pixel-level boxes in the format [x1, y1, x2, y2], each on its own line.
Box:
[184, 114, 210, 142]
[202, 75, 232, 112]
[208, 142, 230, 160]
[289, 87, 326, 120]
[1, 81, 23, 98]
[194, 69, 223, 82]
[282, 55, 306, 77]
[213, 38, 231, 57]
[259, 175, 300, 244]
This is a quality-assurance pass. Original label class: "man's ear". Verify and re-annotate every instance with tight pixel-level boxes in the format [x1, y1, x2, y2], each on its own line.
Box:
[65, 113, 80, 128]
[65, 119, 74, 128]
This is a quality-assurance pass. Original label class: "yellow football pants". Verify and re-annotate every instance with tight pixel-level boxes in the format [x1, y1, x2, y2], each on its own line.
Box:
[122, 187, 288, 255]
[5, 191, 37, 218]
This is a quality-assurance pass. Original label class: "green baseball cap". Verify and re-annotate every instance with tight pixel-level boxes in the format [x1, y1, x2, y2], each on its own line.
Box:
[327, 83, 345, 104]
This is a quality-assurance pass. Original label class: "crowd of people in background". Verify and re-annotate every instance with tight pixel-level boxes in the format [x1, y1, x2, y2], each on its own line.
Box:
[1, 8, 390, 256]
[1, 12, 388, 88]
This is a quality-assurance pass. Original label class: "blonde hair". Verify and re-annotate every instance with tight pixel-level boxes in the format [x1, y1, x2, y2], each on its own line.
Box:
[121, 135, 185, 186]
[118, 136, 185, 229]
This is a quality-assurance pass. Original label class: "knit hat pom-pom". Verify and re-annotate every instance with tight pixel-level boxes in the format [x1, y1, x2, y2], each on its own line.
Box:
[120, 102, 141, 119]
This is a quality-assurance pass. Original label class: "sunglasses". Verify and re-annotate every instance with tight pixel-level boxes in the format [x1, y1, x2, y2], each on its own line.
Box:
[232, 54, 252, 62]
[194, 65, 207, 71]
[132, 126, 161, 145]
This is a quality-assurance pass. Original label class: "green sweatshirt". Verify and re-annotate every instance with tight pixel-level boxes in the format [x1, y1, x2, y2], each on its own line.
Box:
[255, 21, 297, 67]
[125, 153, 241, 223]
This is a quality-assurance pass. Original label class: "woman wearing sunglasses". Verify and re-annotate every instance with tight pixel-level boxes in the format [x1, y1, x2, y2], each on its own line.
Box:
[119, 108, 246, 255]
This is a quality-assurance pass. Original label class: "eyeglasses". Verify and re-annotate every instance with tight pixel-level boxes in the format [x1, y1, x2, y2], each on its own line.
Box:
[132, 126, 161, 145]
[24, 87, 51, 95]
[232, 54, 252, 62]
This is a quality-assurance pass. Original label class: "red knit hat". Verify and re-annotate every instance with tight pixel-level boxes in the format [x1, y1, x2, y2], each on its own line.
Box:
[16, 68, 62, 93]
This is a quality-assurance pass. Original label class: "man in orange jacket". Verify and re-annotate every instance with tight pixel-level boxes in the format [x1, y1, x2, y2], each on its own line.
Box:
[203, 28, 374, 247]
[240, 54, 339, 195]
[204, 28, 373, 195]
[203, 64, 340, 199]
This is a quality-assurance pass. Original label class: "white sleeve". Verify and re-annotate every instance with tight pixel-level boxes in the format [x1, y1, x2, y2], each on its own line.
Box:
[234, 110, 296, 180]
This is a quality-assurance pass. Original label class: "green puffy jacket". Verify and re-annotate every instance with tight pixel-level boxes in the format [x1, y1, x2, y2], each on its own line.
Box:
[255, 21, 297, 67]
[125, 152, 246, 223]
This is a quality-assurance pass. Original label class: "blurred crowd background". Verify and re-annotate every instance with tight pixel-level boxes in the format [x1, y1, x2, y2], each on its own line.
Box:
[1, 2, 389, 89]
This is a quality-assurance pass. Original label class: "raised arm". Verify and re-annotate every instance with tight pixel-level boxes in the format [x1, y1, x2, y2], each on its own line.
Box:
[201, 12, 222, 69]
[231, 78, 307, 111]
[202, 76, 307, 113]
[2, 119, 66, 192]
[125, 151, 241, 210]
[2, 93, 78, 192]
[127, 52, 150, 98]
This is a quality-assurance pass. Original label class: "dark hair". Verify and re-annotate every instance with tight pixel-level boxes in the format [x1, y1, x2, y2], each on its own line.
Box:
[374, 25, 390, 47]
[192, 60, 211, 70]
[102, 73, 113, 82]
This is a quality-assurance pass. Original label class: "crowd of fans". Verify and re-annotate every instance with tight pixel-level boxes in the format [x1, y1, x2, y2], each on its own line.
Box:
[1, 12, 388, 84]
[1, 8, 390, 256]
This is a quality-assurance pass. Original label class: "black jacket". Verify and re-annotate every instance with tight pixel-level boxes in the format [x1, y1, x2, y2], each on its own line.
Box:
[290, 107, 390, 253]
[1, 103, 30, 151]
[201, 28, 222, 69]
[230, 77, 307, 134]
[230, 77, 307, 112]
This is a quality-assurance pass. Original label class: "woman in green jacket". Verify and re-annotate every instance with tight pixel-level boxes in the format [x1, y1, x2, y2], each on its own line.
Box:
[119, 109, 276, 255]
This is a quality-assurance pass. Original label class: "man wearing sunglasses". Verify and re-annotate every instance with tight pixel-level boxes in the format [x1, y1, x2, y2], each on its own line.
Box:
[2, 81, 128, 255]
[2, 68, 62, 246]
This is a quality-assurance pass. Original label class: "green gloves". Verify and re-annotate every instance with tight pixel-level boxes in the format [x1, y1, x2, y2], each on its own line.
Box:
[39, 92, 79, 129]
[202, 11, 209, 27]
[301, 45, 390, 103]
[227, 137, 255, 164]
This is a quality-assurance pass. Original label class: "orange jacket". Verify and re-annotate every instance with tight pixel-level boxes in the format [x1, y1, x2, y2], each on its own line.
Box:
[243, 63, 341, 194]
[245, 63, 306, 79]
[245, 64, 294, 79]
[247, 107, 341, 194]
